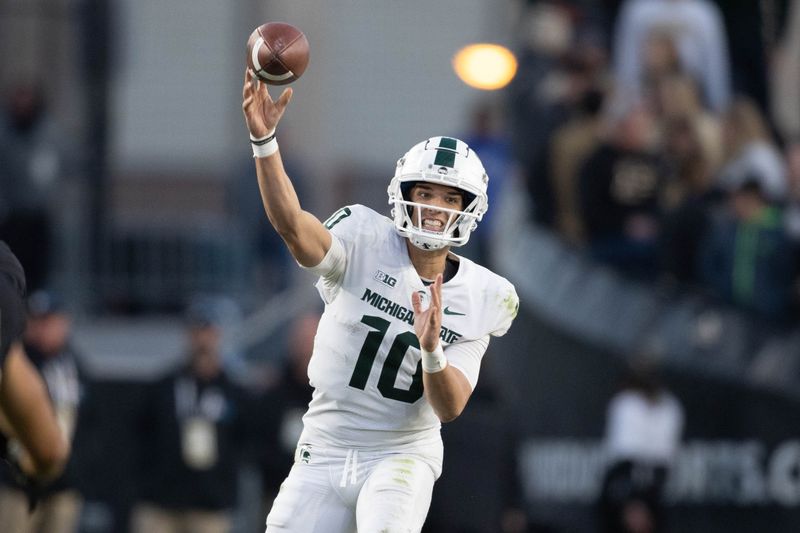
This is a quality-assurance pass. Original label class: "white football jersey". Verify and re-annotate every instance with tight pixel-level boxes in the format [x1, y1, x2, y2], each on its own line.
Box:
[299, 204, 518, 451]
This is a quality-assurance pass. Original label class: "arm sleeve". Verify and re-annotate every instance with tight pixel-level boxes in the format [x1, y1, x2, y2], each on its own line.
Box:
[444, 335, 490, 390]
[299, 234, 347, 304]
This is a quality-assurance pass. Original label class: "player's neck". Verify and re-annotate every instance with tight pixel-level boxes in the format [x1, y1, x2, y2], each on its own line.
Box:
[406, 240, 449, 281]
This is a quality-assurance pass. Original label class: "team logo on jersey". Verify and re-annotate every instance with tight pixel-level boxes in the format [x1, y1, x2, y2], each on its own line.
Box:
[416, 290, 428, 308]
[374, 270, 397, 288]
[297, 443, 312, 464]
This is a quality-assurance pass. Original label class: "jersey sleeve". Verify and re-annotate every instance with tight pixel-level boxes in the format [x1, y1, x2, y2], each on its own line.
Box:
[488, 279, 519, 337]
[300, 205, 385, 304]
[301, 234, 346, 304]
[445, 335, 490, 390]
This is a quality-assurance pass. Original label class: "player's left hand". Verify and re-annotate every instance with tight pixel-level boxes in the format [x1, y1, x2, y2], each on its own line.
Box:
[411, 274, 443, 352]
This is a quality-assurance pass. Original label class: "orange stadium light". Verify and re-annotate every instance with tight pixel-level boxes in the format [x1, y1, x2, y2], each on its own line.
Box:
[452, 43, 518, 90]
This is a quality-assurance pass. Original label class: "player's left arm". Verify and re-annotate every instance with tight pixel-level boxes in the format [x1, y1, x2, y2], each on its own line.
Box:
[412, 275, 473, 422]
[0, 342, 69, 481]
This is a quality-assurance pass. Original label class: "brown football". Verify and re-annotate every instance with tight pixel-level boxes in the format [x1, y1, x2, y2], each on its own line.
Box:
[246, 22, 310, 85]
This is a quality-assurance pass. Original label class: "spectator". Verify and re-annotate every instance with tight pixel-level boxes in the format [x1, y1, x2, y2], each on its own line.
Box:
[461, 101, 518, 265]
[0, 242, 69, 503]
[132, 297, 251, 533]
[0, 83, 67, 291]
[508, 1, 576, 227]
[597, 358, 684, 533]
[713, 1, 777, 114]
[421, 355, 527, 533]
[770, 0, 800, 144]
[578, 102, 664, 280]
[256, 313, 317, 520]
[657, 116, 721, 288]
[700, 180, 796, 322]
[612, 0, 732, 113]
[783, 142, 800, 241]
[652, 73, 723, 171]
[230, 149, 308, 302]
[638, 29, 683, 101]
[0, 290, 84, 533]
[548, 47, 609, 245]
[717, 96, 787, 203]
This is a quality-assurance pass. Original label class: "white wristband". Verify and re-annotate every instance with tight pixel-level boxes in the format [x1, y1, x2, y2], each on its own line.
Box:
[421, 343, 447, 373]
[251, 129, 278, 158]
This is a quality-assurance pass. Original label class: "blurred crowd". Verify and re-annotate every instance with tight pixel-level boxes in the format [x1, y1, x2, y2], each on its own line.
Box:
[0, 292, 320, 533]
[1, 1, 799, 532]
[507, 0, 800, 326]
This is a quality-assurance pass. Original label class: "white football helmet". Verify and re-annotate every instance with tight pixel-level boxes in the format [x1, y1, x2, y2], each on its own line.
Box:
[388, 136, 489, 251]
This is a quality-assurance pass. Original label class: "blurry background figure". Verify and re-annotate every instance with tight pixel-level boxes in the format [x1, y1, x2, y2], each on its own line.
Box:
[133, 296, 250, 533]
[783, 142, 800, 243]
[699, 179, 796, 323]
[459, 100, 517, 266]
[508, 0, 575, 228]
[656, 113, 720, 290]
[254, 312, 318, 529]
[597, 357, 684, 533]
[770, 0, 800, 144]
[639, 29, 682, 103]
[651, 73, 723, 171]
[612, 0, 731, 113]
[547, 47, 608, 246]
[0, 83, 68, 292]
[229, 130, 310, 306]
[0, 289, 84, 533]
[578, 101, 663, 281]
[421, 356, 528, 533]
[716, 97, 787, 203]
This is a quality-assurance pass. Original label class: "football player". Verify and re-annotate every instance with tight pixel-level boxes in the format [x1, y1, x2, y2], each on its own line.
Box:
[242, 70, 519, 533]
[0, 242, 69, 488]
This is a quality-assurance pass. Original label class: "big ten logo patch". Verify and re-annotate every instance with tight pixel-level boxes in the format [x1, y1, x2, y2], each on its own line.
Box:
[374, 270, 397, 288]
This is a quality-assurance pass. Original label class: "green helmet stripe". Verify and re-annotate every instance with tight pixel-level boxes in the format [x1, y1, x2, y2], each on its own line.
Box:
[433, 137, 458, 167]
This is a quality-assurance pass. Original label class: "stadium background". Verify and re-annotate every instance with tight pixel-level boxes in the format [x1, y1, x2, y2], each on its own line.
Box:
[2, 0, 800, 532]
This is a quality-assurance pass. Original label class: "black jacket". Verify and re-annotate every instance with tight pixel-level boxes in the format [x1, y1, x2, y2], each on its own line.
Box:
[138, 362, 249, 511]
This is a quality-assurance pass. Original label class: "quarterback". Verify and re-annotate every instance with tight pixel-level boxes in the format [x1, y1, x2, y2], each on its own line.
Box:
[242, 70, 519, 533]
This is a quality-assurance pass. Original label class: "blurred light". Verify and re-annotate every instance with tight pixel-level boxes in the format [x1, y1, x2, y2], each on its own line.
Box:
[452, 44, 518, 90]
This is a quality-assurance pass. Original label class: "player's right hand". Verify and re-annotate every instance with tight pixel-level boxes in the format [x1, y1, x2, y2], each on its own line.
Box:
[242, 67, 293, 138]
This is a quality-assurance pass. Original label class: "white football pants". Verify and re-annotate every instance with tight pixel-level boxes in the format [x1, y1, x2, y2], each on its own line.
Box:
[265, 444, 439, 533]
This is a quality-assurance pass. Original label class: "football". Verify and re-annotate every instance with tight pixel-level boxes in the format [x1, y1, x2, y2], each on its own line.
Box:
[246, 22, 310, 85]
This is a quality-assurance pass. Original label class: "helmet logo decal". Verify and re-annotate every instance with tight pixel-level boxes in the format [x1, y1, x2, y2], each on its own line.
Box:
[433, 137, 459, 168]
[437, 166, 449, 174]
[433, 149, 456, 168]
